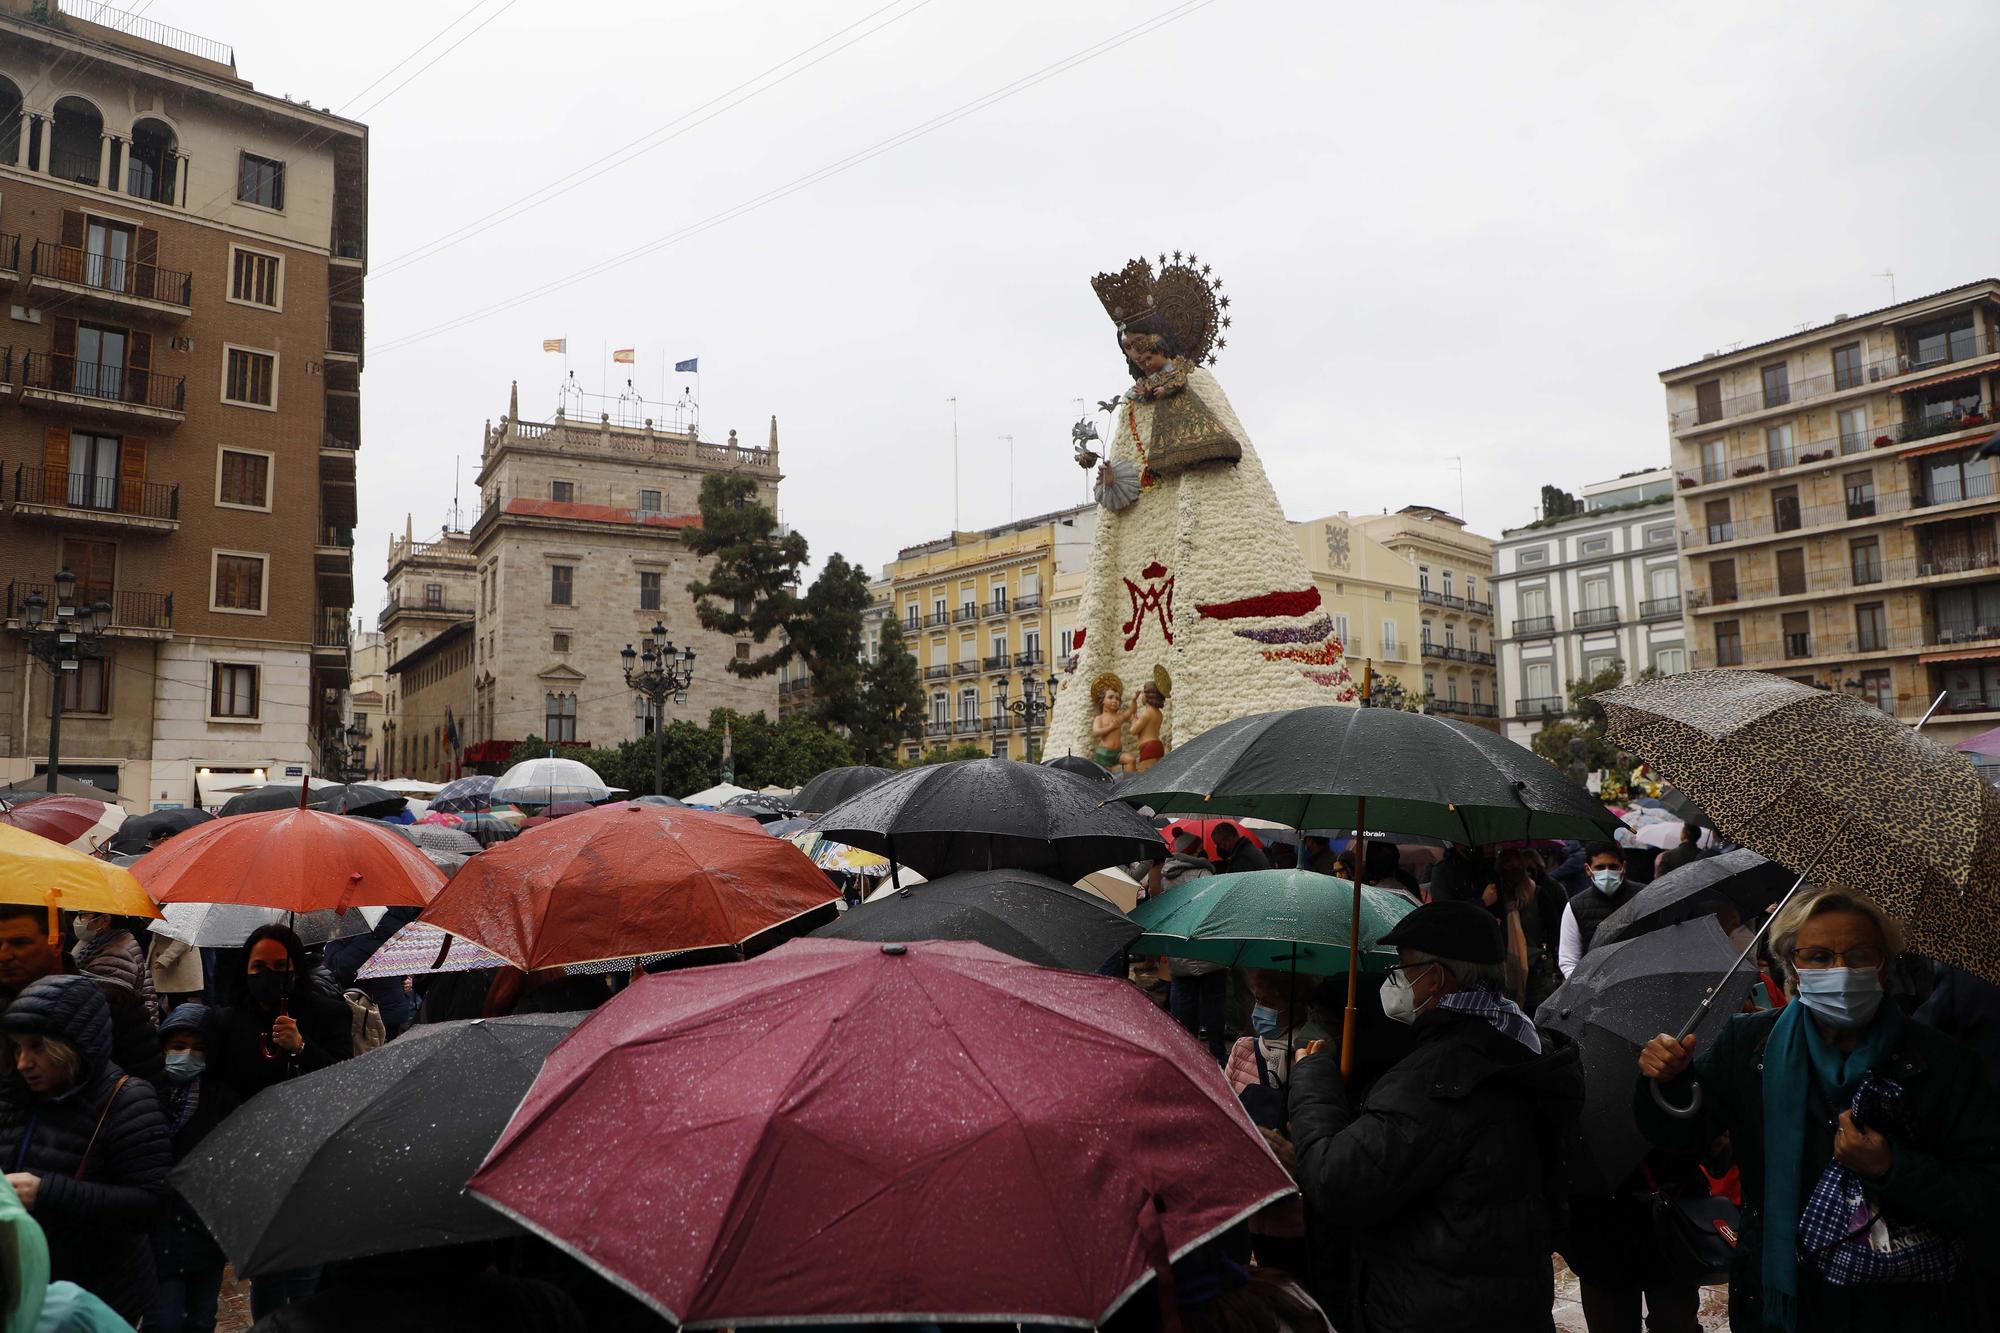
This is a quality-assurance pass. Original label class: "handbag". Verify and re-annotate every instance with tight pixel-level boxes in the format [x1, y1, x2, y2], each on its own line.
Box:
[1644, 1160, 1740, 1285]
[1800, 1073, 1961, 1285]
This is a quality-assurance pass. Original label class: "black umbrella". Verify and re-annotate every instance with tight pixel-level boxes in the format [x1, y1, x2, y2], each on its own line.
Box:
[720, 792, 800, 823]
[1592, 849, 1793, 949]
[0, 775, 110, 801]
[812, 868, 1139, 971]
[795, 765, 897, 815]
[173, 1013, 584, 1276]
[1042, 754, 1115, 785]
[631, 793, 687, 808]
[218, 782, 406, 820]
[811, 758, 1163, 881]
[105, 806, 216, 854]
[1536, 916, 1755, 1194]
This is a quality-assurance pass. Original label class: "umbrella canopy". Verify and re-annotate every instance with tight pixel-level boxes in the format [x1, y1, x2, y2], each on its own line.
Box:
[0, 775, 112, 801]
[720, 792, 799, 823]
[812, 869, 1139, 971]
[1536, 916, 1755, 1193]
[401, 824, 483, 858]
[0, 824, 159, 924]
[418, 803, 837, 971]
[492, 758, 611, 806]
[218, 782, 405, 819]
[1600, 669, 2000, 979]
[468, 938, 1293, 1327]
[355, 919, 512, 978]
[1076, 865, 1144, 912]
[134, 807, 445, 913]
[1593, 849, 1794, 949]
[542, 800, 597, 819]
[789, 831, 893, 877]
[1042, 753, 1116, 784]
[1116, 705, 1620, 842]
[1629, 820, 1686, 851]
[630, 794, 686, 808]
[430, 774, 498, 814]
[150, 902, 384, 948]
[176, 1013, 585, 1276]
[681, 782, 755, 806]
[105, 806, 214, 855]
[1129, 869, 1414, 975]
[0, 796, 124, 852]
[794, 765, 897, 815]
[1956, 723, 2000, 759]
[1161, 816, 1268, 860]
[810, 758, 1163, 881]
[373, 778, 445, 796]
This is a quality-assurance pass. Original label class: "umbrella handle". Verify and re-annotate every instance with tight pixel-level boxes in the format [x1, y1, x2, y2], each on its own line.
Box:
[1650, 1076, 1702, 1119]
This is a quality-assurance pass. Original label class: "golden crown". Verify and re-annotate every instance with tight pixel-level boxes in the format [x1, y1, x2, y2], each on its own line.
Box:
[1090, 250, 1232, 366]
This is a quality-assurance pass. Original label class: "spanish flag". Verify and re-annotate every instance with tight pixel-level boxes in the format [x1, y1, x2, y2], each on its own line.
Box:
[542, 338, 565, 353]
[612, 348, 636, 364]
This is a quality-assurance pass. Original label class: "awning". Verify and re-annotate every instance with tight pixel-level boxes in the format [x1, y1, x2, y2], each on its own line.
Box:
[1904, 430, 1992, 459]
[1918, 645, 2000, 665]
[1897, 360, 1996, 395]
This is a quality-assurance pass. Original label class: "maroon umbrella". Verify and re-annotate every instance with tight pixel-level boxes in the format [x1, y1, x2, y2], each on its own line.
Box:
[469, 938, 1293, 1327]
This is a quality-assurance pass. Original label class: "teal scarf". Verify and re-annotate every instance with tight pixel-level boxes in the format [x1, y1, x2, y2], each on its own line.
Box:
[1760, 998, 1902, 1331]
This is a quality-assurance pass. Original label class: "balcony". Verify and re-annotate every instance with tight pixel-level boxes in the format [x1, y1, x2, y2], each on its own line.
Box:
[1512, 616, 1556, 637]
[1379, 640, 1406, 662]
[1432, 699, 1498, 719]
[1014, 649, 1045, 667]
[1015, 593, 1042, 612]
[924, 721, 952, 738]
[20, 352, 185, 428]
[923, 664, 951, 680]
[0, 233, 19, 280]
[1670, 330, 2000, 433]
[27, 241, 192, 322]
[1640, 596, 1682, 620]
[1675, 408, 1996, 496]
[954, 606, 979, 623]
[1422, 641, 1466, 662]
[1573, 606, 1622, 629]
[925, 611, 951, 628]
[1467, 649, 1497, 666]
[1514, 696, 1564, 718]
[327, 311, 363, 363]
[955, 716, 985, 735]
[1465, 598, 1493, 616]
[313, 612, 349, 652]
[902, 617, 921, 634]
[376, 597, 475, 629]
[953, 660, 978, 675]
[3, 581, 172, 638]
[984, 601, 1011, 619]
[1419, 590, 1467, 611]
[982, 653, 1009, 670]
[10, 466, 179, 532]
[988, 712, 1019, 732]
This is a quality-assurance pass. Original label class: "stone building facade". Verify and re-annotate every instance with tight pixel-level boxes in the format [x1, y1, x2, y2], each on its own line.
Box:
[1351, 506, 1500, 731]
[1292, 513, 1422, 698]
[0, 4, 364, 808]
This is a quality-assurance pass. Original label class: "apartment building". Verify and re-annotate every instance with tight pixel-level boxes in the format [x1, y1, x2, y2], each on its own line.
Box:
[886, 503, 1095, 763]
[378, 521, 474, 778]
[1663, 279, 2000, 744]
[1351, 505, 1500, 730]
[346, 623, 385, 776]
[0, 3, 364, 807]
[1292, 512, 1422, 697]
[1493, 469, 1686, 747]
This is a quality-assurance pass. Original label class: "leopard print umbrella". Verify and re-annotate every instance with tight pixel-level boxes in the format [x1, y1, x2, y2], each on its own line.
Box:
[1600, 669, 2000, 982]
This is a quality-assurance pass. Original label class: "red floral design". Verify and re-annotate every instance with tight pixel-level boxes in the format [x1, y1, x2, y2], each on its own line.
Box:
[1195, 587, 1324, 620]
[1122, 565, 1175, 650]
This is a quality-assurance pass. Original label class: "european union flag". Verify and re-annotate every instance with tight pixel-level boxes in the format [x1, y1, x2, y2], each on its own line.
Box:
[675, 357, 699, 374]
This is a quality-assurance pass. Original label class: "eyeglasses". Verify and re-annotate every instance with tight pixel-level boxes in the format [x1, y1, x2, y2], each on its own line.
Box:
[1384, 961, 1439, 988]
[1791, 946, 1884, 970]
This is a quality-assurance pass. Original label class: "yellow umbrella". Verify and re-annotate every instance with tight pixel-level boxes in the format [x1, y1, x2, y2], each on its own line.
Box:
[0, 823, 159, 943]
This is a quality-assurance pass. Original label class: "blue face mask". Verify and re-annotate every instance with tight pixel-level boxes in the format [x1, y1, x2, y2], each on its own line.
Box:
[1591, 868, 1624, 895]
[1795, 967, 1884, 1029]
[164, 1050, 205, 1083]
[1249, 1005, 1282, 1037]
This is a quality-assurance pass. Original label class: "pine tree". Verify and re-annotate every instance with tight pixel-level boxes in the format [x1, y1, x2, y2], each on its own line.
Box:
[854, 615, 925, 764]
[683, 473, 806, 676]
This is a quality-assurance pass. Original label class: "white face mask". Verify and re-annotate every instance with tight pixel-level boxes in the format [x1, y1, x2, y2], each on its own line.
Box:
[72, 916, 104, 946]
[1591, 868, 1624, 895]
[1380, 963, 1436, 1026]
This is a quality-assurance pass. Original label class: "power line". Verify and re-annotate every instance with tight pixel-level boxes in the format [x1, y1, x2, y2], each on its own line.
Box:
[372, 0, 940, 277]
[348, 0, 522, 118]
[333, 0, 499, 115]
[371, 0, 1222, 354]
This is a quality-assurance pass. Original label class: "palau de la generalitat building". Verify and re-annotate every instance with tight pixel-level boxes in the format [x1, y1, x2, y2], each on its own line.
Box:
[0, 2, 366, 808]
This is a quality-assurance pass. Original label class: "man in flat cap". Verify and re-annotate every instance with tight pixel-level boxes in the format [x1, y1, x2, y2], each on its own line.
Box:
[1287, 901, 1584, 1333]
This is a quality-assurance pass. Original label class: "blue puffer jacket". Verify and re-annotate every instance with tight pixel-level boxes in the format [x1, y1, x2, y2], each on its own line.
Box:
[0, 974, 170, 1323]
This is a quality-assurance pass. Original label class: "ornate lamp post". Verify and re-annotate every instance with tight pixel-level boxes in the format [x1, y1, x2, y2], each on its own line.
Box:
[1001, 670, 1060, 761]
[324, 718, 369, 783]
[20, 569, 112, 794]
[621, 622, 696, 796]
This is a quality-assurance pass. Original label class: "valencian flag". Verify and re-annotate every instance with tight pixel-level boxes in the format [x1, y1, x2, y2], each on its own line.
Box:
[542, 338, 565, 353]
[675, 357, 699, 373]
[612, 348, 636, 364]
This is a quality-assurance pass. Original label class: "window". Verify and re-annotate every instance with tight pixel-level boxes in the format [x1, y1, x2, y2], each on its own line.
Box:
[549, 479, 575, 503]
[959, 689, 978, 723]
[553, 632, 569, 653]
[735, 642, 750, 661]
[1935, 584, 2000, 641]
[1700, 439, 1726, 483]
[1708, 558, 1738, 603]
[1695, 380, 1722, 424]
[211, 552, 266, 613]
[423, 583, 442, 608]
[1444, 622, 1456, 649]
[1772, 486, 1801, 533]
[1832, 342, 1864, 391]
[223, 347, 275, 407]
[1579, 536, 1611, 557]
[544, 692, 577, 743]
[1580, 575, 1611, 610]
[1850, 538, 1883, 586]
[1654, 647, 1687, 676]
[229, 248, 281, 308]
[64, 432, 119, 511]
[1855, 602, 1887, 652]
[1839, 407, 1870, 454]
[1523, 661, 1554, 703]
[1649, 565, 1680, 602]
[1909, 311, 1976, 371]
[991, 635, 1007, 662]
[1518, 586, 1549, 620]
[1776, 547, 1806, 597]
[61, 657, 108, 714]
[1381, 619, 1398, 655]
[1420, 617, 1434, 650]
[1859, 669, 1893, 713]
[1761, 363, 1790, 408]
[49, 97, 101, 185]
[1023, 628, 1041, 660]
[1446, 676, 1460, 703]
[1471, 681, 1483, 706]
[1331, 613, 1351, 650]
[1584, 653, 1618, 680]
[1518, 547, 1547, 567]
[1704, 499, 1733, 544]
[74, 323, 125, 400]
[640, 571, 661, 611]
[1845, 471, 1877, 520]
[930, 691, 948, 725]
[216, 448, 270, 509]
[237, 152, 285, 210]
[1465, 576, 1477, 601]
[549, 565, 573, 606]
[1442, 571, 1453, 598]
[1765, 423, 1795, 469]
[210, 662, 259, 719]
[82, 218, 133, 293]
[1058, 628, 1077, 657]
[1782, 610, 1812, 659]
[992, 738, 1010, 761]
[1418, 566, 1430, 593]
[1714, 620, 1743, 667]
[639, 489, 661, 513]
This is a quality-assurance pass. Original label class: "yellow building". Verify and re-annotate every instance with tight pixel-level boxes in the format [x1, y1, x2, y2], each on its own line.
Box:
[1292, 514, 1421, 696]
[885, 504, 1095, 762]
[1351, 505, 1501, 730]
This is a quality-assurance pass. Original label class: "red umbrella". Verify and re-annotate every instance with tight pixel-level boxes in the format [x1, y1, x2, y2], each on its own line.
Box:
[469, 938, 1292, 1327]
[0, 796, 124, 852]
[134, 807, 445, 913]
[418, 802, 836, 971]
[1161, 816, 1266, 860]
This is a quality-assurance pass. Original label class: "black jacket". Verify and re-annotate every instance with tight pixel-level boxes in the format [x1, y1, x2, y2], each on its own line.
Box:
[1289, 1007, 1584, 1333]
[0, 972, 162, 1085]
[215, 974, 354, 1104]
[0, 974, 171, 1322]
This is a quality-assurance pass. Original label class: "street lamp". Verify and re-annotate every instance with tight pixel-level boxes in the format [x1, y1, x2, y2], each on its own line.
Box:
[999, 670, 1060, 761]
[621, 621, 696, 796]
[324, 718, 369, 783]
[20, 569, 112, 793]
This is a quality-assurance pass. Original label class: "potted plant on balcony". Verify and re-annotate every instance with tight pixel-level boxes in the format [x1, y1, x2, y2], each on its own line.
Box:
[1873, 435, 1894, 448]
[1676, 475, 1697, 489]
[1733, 463, 1766, 477]
[1963, 412, 1989, 429]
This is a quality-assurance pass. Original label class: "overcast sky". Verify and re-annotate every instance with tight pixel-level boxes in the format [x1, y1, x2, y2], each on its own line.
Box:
[171, 0, 2000, 612]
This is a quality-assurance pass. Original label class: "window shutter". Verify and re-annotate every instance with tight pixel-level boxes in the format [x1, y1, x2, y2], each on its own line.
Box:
[41, 425, 68, 503]
[118, 436, 147, 514]
[55, 210, 83, 280]
[133, 226, 158, 300]
[124, 330, 151, 406]
[209, 662, 221, 714]
[50, 317, 75, 392]
[247, 668, 259, 717]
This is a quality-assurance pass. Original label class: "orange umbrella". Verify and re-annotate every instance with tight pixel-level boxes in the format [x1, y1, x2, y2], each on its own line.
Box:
[0, 822, 159, 942]
[134, 807, 444, 914]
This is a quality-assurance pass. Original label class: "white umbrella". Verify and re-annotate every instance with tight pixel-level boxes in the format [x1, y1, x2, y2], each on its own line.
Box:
[681, 782, 755, 807]
[491, 757, 612, 806]
[1632, 820, 1686, 850]
[861, 867, 930, 902]
[374, 778, 446, 796]
[1075, 865, 1143, 912]
[149, 902, 385, 948]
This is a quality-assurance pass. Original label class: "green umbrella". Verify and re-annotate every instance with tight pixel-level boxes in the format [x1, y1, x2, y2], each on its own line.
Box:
[1129, 869, 1415, 975]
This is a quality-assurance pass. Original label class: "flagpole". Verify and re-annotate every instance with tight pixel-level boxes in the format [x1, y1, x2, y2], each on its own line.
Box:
[600, 340, 607, 401]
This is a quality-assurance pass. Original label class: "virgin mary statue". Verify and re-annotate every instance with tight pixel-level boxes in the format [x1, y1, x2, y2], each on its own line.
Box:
[1047, 252, 1356, 763]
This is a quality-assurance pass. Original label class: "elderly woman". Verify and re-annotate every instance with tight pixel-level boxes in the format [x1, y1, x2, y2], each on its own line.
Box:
[1638, 888, 2000, 1332]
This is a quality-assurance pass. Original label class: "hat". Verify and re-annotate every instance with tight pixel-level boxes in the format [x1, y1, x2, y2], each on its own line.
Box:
[1379, 901, 1503, 965]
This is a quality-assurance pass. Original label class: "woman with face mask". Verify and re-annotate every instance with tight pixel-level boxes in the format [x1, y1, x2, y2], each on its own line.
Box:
[147, 1004, 239, 1333]
[69, 912, 157, 1022]
[1638, 888, 2000, 1333]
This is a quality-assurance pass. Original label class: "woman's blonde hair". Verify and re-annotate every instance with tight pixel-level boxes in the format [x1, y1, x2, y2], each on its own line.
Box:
[1768, 886, 1905, 992]
[10, 1035, 84, 1090]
